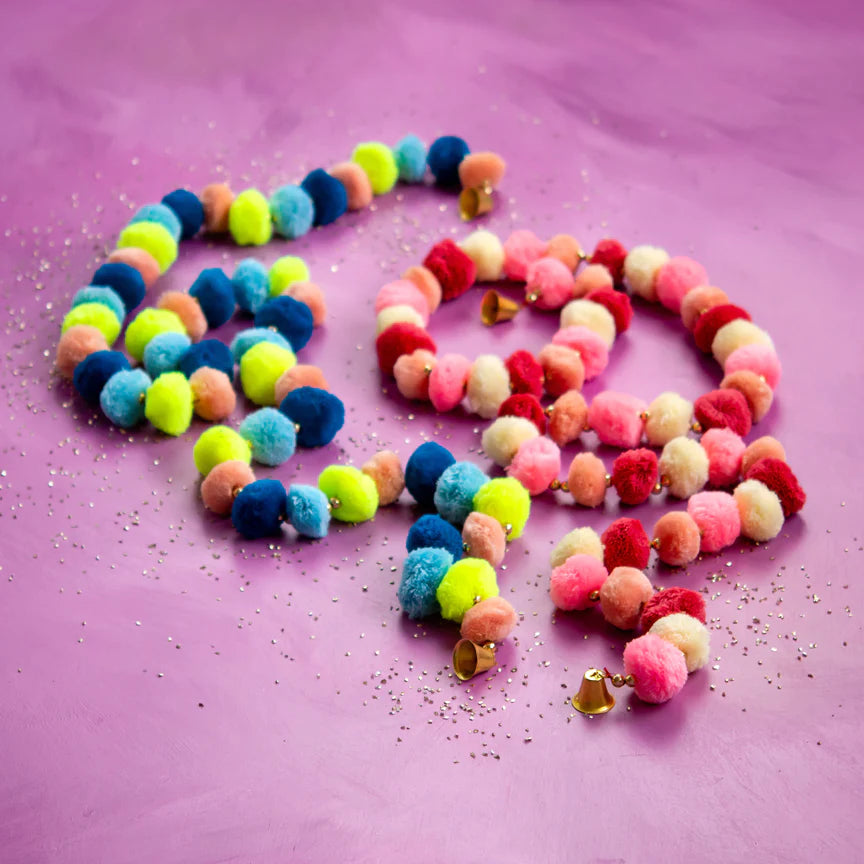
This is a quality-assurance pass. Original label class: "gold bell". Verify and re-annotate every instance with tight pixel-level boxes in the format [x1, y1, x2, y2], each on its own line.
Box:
[452, 639, 497, 681]
[459, 181, 495, 221]
[571, 668, 616, 715]
[480, 289, 520, 326]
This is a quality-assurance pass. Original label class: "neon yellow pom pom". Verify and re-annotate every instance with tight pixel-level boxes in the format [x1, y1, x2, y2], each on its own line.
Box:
[351, 142, 399, 195]
[61, 302, 121, 345]
[318, 465, 379, 523]
[125, 308, 187, 361]
[229, 189, 273, 246]
[239, 341, 296, 405]
[193, 426, 252, 476]
[472, 477, 531, 540]
[117, 221, 178, 273]
[436, 558, 499, 623]
[144, 372, 193, 437]
[269, 255, 310, 297]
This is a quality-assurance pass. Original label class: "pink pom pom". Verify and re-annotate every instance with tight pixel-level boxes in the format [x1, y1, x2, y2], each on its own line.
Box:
[654, 257, 708, 313]
[157, 292, 208, 342]
[545, 234, 583, 272]
[507, 436, 561, 495]
[503, 229, 546, 281]
[694, 388, 752, 437]
[274, 365, 329, 404]
[428, 353, 471, 413]
[611, 449, 658, 506]
[458, 152, 507, 190]
[107, 247, 160, 288]
[623, 634, 688, 703]
[201, 460, 256, 516]
[588, 391, 647, 449]
[680, 285, 729, 330]
[700, 427, 745, 487]
[394, 349, 435, 401]
[361, 450, 404, 506]
[550, 554, 608, 611]
[190, 367, 236, 421]
[723, 343, 782, 389]
[374, 280, 430, 322]
[539, 344, 585, 397]
[462, 511, 506, 567]
[599, 566, 654, 630]
[590, 239, 627, 285]
[401, 266, 442, 313]
[329, 162, 373, 210]
[525, 257, 575, 310]
[687, 491, 741, 553]
[548, 389, 588, 447]
[567, 452, 608, 507]
[285, 281, 327, 326]
[572, 264, 613, 298]
[652, 512, 701, 566]
[460, 596, 517, 643]
[601, 517, 651, 571]
[56, 325, 108, 378]
[640, 586, 706, 630]
[552, 326, 609, 380]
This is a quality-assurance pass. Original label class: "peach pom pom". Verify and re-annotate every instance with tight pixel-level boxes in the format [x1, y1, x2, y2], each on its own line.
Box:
[285, 281, 327, 327]
[462, 511, 507, 567]
[623, 245, 669, 302]
[659, 437, 709, 499]
[428, 353, 471, 412]
[723, 343, 782, 389]
[550, 527, 603, 568]
[547, 389, 588, 447]
[361, 450, 404, 506]
[654, 256, 708, 313]
[329, 162, 373, 210]
[720, 370, 773, 422]
[374, 280, 430, 322]
[550, 554, 608, 611]
[644, 392, 694, 447]
[588, 391, 647, 449]
[712, 319, 774, 366]
[107, 247, 160, 288]
[688, 491, 741, 553]
[560, 299, 616, 348]
[741, 435, 786, 476]
[466, 354, 510, 419]
[201, 183, 234, 233]
[190, 367, 236, 421]
[503, 229, 546, 281]
[56, 325, 108, 378]
[680, 285, 729, 330]
[538, 344, 585, 396]
[568, 452, 608, 507]
[157, 292, 208, 342]
[734, 479, 784, 541]
[481, 416, 539, 467]
[599, 566, 653, 630]
[274, 365, 329, 404]
[460, 596, 517, 643]
[623, 634, 688, 704]
[459, 230, 505, 282]
[652, 511, 701, 566]
[572, 264, 613, 298]
[545, 234, 583, 272]
[401, 266, 442, 313]
[376, 304, 425, 334]
[201, 460, 256, 516]
[394, 349, 435, 401]
[649, 613, 710, 673]
[700, 427, 745, 487]
[525, 257, 575, 310]
[507, 436, 561, 495]
[458, 151, 507, 190]
[552, 326, 608, 380]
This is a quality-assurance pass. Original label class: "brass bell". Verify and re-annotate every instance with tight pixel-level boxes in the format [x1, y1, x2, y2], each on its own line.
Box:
[459, 181, 495, 221]
[452, 639, 497, 680]
[480, 289, 520, 326]
[571, 668, 616, 715]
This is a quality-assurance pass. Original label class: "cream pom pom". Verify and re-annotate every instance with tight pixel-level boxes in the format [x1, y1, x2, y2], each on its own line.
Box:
[459, 229, 505, 282]
[623, 245, 669, 301]
[659, 436, 708, 498]
[711, 319, 774, 366]
[375, 304, 425, 334]
[649, 613, 710, 672]
[644, 392, 694, 447]
[481, 416, 539, 467]
[560, 299, 616, 348]
[466, 354, 511, 419]
[550, 527, 603, 568]
[734, 479, 785, 541]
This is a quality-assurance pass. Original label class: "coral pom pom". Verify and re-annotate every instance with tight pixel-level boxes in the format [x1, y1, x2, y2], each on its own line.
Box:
[589, 238, 627, 285]
[525, 257, 575, 311]
[459, 229, 505, 282]
[700, 427, 745, 487]
[623, 634, 688, 703]
[201, 460, 256, 516]
[545, 234, 583, 272]
[279, 386, 345, 448]
[588, 391, 647, 449]
[503, 230, 547, 281]
[611, 449, 658, 505]
[231, 478, 288, 539]
[538, 344, 585, 397]
[462, 512, 506, 567]
[734, 479, 785, 540]
[602, 518, 651, 571]
[73, 350, 130, 406]
[505, 350, 544, 399]
[649, 613, 710, 672]
[156, 292, 207, 342]
[472, 477, 531, 540]
[586, 289, 633, 333]
[550, 554, 608, 612]
[228, 189, 273, 246]
[361, 450, 405, 506]
[654, 257, 708, 313]
[189, 268, 236, 329]
[350, 141, 398, 195]
[724, 343, 782, 389]
[651, 512, 701, 567]
[56, 325, 108, 379]
[694, 388, 752, 437]
[623, 245, 670, 301]
[741, 436, 786, 476]
[274, 365, 329, 404]
[641, 586, 707, 631]
[599, 566, 653, 630]
[687, 491, 741, 553]
[200, 183, 234, 234]
[239, 408, 297, 466]
[720, 370, 773, 422]
[680, 285, 729, 330]
[659, 437, 709, 499]
[287, 484, 331, 539]
[435, 462, 488, 525]
[406, 514, 464, 561]
[269, 184, 315, 238]
[301, 169, 348, 226]
[567, 452, 608, 507]
[401, 266, 442, 313]
[318, 466, 379, 523]
[405, 441, 455, 508]
[498, 393, 546, 434]
[190, 367, 236, 421]
[375, 280, 430, 321]
[550, 527, 603, 568]
[744, 457, 805, 517]
[552, 326, 608, 380]
[466, 354, 510, 419]
[547, 390, 588, 448]
[375, 323, 436, 377]
[560, 300, 616, 348]
[481, 416, 539, 467]
[693, 304, 751, 353]
[428, 353, 471, 412]
[398, 548, 453, 619]
[423, 239, 476, 302]
[436, 558, 499, 624]
[285, 281, 327, 327]
[461, 596, 517, 644]
[644, 392, 694, 447]
[394, 349, 435, 401]
[572, 264, 614, 298]
[426, 135, 470, 187]
[507, 436, 561, 495]
[458, 151, 507, 190]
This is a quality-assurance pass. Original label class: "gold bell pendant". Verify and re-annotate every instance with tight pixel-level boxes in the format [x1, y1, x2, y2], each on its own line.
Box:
[452, 639, 497, 680]
[571, 668, 616, 715]
[480, 289, 520, 326]
[459, 181, 495, 221]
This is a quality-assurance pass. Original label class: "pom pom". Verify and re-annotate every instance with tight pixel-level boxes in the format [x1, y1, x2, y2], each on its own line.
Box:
[376, 323, 436, 377]
[544, 234, 583, 272]
[279, 386, 345, 447]
[200, 183, 234, 233]
[461, 596, 517, 643]
[550, 554, 608, 611]
[459, 229, 505, 282]
[623, 634, 688, 703]
[744, 457, 805, 517]
[550, 527, 603, 568]
[328, 162, 373, 211]
[161, 189, 203, 239]
[507, 436, 561, 496]
[240, 407, 297, 466]
[405, 441, 455, 508]
[156, 292, 207, 342]
[427, 135, 470, 187]
[228, 189, 273, 246]
[434, 461, 488, 525]
[230, 327, 292, 362]
[525, 257, 575, 311]
[143, 332, 191, 378]
[601, 518, 651, 571]
[458, 151, 506, 190]
[193, 426, 251, 476]
[599, 566, 653, 630]
[285, 282, 327, 326]
[393, 134, 427, 183]
[719, 369, 773, 422]
[232, 259, 270, 315]
[712, 320, 774, 367]
[723, 343, 782, 389]
[231, 478, 288, 539]
[586, 289, 633, 333]
[588, 391, 647, 449]
[72, 285, 126, 323]
[428, 353, 470, 412]
[317, 465, 378, 523]
[179, 339, 234, 379]
[406, 514, 464, 561]
[269, 184, 314, 238]
[466, 354, 510, 419]
[651, 512, 701, 567]
[56, 325, 108, 379]
[125, 308, 186, 361]
[379, 305, 425, 336]
[548, 390, 588, 448]
[61, 303, 121, 347]
[99, 368, 151, 427]
[623, 245, 669, 301]
[472, 477, 531, 540]
[189, 367, 236, 421]
[436, 558, 499, 624]
[287, 484, 330, 539]
[734, 479, 785, 540]
[741, 436, 786, 476]
[654, 257, 708, 313]
[687, 491, 741, 553]
[641, 586, 706, 631]
[96, 258, 150, 303]
[567, 452, 608, 507]
[186, 268, 235, 329]
[649, 613, 710, 672]
[694, 388, 752, 436]
[538, 344, 585, 397]
[589, 238, 627, 284]
[201, 460, 256, 516]
[116, 221, 178, 272]
[481, 416, 539, 467]
[73, 350, 130, 406]
[560, 299, 616, 347]
[503, 230, 546, 281]
[269, 256, 311, 298]
[351, 141, 398, 195]
[680, 285, 729, 330]
[700, 427, 745, 487]
[401, 266, 442, 312]
[375, 280, 430, 321]
[498, 393, 546, 434]
[644, 392, 694, 447]
[398, 548, 453, 619]
[239, 341, 296, 406]
[361, 450, 405, 506]
[505, 350, 544, 399]
[658, 437, 709, 498]
[254, 296, 314, 351]
[552, 326, 608, 380]
[611, 448, 658, 505]
[301, 168, 348, 226]
[129, 202, 182, 242]
[572, 264, 614, 298]
[144, 371, 193, 436]
[274, 365, 329, 403]
[462, 512, 506, 567]
[423, 239, 476, 302]
[394, 349, 435, 400]
[693, 304, 751, 353]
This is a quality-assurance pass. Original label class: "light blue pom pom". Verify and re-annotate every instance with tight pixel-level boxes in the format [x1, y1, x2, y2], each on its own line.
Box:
[240, 407, 297, 466]
[398, 547, 454, 619]
[143, 331, 192, 378]
[434, 461, 488, 525]
[270, 185, 315, 239]
[72, 286, 127, 322]
[229, 327, 293, 362]
[394, 134, 427, 183]
[99, 368, 151, 427]
[128, 203, 183, 242]
[287, 484, 331, 539]
[232, 259, 270, 315]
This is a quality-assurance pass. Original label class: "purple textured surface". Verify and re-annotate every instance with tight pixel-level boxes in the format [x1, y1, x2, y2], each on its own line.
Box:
[1, 1, 861, 861]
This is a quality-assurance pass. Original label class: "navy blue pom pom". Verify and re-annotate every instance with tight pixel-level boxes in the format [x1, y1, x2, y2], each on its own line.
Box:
[231, 478, 289, 539]
[189, 268, 236, 328]
[178, 339, 235, 379]
[73, 350, 131, 406]
[91, 262, 146, 312]
[161, 189, 204, 240]
[405, 441, 456, 508]
[254, 296, 314, 351]
[406, 514, 464, 561]
[301, 169, 347, 226]
[427, 136, 470, 187]
[279, 386, 345, 448]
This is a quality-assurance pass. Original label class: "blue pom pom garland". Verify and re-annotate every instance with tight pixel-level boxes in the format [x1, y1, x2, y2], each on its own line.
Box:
[279, 386, 345, 448]
[405, 441, 456, 509]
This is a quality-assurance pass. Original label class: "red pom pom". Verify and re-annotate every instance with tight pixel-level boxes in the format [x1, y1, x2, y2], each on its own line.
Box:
[611, 449, 659, 506]
[497, 393, 546, 434]
[423, 239, 477, 302]
[693, 304, 751, 353]
[505, 349, 544, 399]
[745, 457, 806, 517]
[589, 238, 627, 285]
[640, 587, 706, 631]
[586, 289, 633, 333]
[601, 517, 650, 571]
[376, 323, 437, 377]
[694, 388, 752, 437]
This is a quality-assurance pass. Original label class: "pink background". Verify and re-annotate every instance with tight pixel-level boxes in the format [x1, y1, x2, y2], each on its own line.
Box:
[1, 0, 861, 861]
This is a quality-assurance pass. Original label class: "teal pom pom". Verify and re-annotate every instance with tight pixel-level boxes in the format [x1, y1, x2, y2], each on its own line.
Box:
[240, 408, 297, 466]
[398, 547, 454, 619]
[232, 259, 270, 315]
[99, 368, 151, 427]
[405, 441, 456, 508]
[129, 203, 182, 242]
[427, 136, 470, 187]
[143, 331, 192, 377]
[229, 327, 293, 362]
[287, 484, 331, 538]
[72, 286, 127, 322]
[433, 461, 488, 525]
[406, 514, 464, 561]
[231, 478, 288, 539]
[270, 185, 315, 239]
[394, 134, 427, 183]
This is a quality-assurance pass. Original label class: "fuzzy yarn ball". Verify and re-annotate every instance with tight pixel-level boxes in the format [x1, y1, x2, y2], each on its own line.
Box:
[623, 245, 670, 301]
[458, 151, 507, 190]
[328, 162, 373, 211]
[351, 142, 398, 195]
[318, 465, 379, 523]
[72, 285, 126, 323]
[423, 239, 477, 302]
[544, 234, 583, 272]
[200, 183, 234, 234]
[426, 135, 470, 187]
[230, 328, 292, 362]
[405, 441, 455, 508]
[428, 353, 471, 412]
[73, 350, 130, 406]
[401, 266, 442, 312]
[460, 596, 517, 644]
[144, 372, 193, 437]
[393, 134, 427, 183]
[254, 296, 314, 352]
[680, 285, 729, 330]
[231, 478, 288, 539]
[560, 299, 616, 347]
[398, 548, 454, 619]
[56, 325, 108, 379]
[361, 450, 405, 506]
[228, 189, 273, 246]
[467, 354, 510, 419]
[301, 169, 348, 226]
[644, 392, 694, 447]
[193, 426, 251, 476]
[688, 491, 741, 553]
[376, 323, 436, 377]
[538, 344, 585, 397]
[231, 259, 270, 315]
[497, 393, 546, 434]
[239, 341, 296, 406]
[143, 332, 191, 378]
[179, 339, 234, 379]
[472, 477, 531, 540]
[602, 518, 651, 571]
[240, 408, 297, 466]
[161, 189, 203, 239]
[573, 264, 614, 298]
[269, 184, 315, 239]
[201, 460, 256, 516]
[279, 386, 344, 448]
[548, 390, 588, 448]
[552, 326, 609, 380]
[611, 448, 658, 505]
[741, 436, 786, 476]
[586, 289, 633, 333]
[525, 257, 575, 311]
[623, 634, 688, 703]
[694, 388, 752, 437]
[406, 514, 464, 561]
[507, 436, 561, 496]
[744, 457, 805, 517]
[459, 229, 505, 282]
[503, 230, 546, 281]
[712, 320, 774, 367]
[125, 308, 187, 362]
[375, 280, 430, 321]
[189, 367, 236, 421]
[436, 557, 499, 624]
[589, 238, 628, 285]
[651, 512, 701, 567]
[723, 343, 782, 389]
[641, 586, 707, 631]
[106, 249, 160, 290]
[285, 281, 326, 326]
[461, 512, 506, 568]
[62, 303, 121, 347]
[481, 416, 539, 467]
[720, 370, 773, 423]
[434, 461, 488, 525]
[659, 437, 709, 499]
[287, 484, 331, 539]
[377, 307, 425, 338]
[550, 527, 603, 569]
[274, 365, 329, 403]
[116, 222, 177, 272]
[91, 261, 147, 312]
[130, 202, 182, 242]
[649, 613, 710, 672]
[549, 554, 608, 612]
[700, 427, 745, 487]
[156, 292, 207, 342]
[394, 349, 435, 400]
[99, 368, 151, 427]
[599, 566, 653, 630]
[505, 350, 544, 399]
[654, 256, 708, 313]
[269, 256, 311, 298]
[734, 479, 785, 541]
[567, 452, 608, 508]
[588, 391, 647, 449]
[693, 304, 751, 353]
